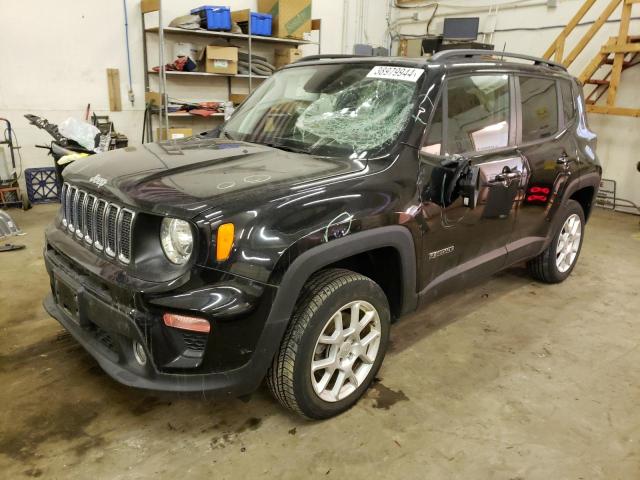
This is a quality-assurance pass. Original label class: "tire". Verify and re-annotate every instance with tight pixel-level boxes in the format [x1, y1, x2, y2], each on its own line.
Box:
[527, 199, 585, 283]
[267, 268, 390, 419]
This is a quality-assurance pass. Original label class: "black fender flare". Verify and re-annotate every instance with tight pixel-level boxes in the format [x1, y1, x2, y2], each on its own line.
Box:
[247, 226, 418, 388]
[543, 171, 601, 249]
[559, 171, 601, 220]
[275, 225, 418, 319]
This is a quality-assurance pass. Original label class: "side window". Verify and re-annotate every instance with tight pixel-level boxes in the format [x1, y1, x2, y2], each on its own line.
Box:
[519, 76, 559, 142]
[446, 75, 510, 154]
[421, 97, 443, 155]
[559, 79, 576, 125]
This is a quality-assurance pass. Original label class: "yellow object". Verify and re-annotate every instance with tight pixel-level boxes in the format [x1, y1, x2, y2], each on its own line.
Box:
[156, 128, 193, 140]
[58, 153, 90, 166]
[216, 223, 235, 261]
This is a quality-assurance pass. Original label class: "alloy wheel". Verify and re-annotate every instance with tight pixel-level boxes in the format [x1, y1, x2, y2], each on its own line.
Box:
[556, 213, 582, 273]
[311, 301, 382, 402]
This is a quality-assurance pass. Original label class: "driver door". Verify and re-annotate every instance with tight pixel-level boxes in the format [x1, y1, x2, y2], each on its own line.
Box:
[417, 73, 527, 297]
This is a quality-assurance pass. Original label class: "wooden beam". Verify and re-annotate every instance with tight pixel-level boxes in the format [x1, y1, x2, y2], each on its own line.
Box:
[607, 1, 633, 105]
[563, 0, 623, 67]
[106, 68, 122, 112]
[542, 0, 597, 59]
[555, 32, 566, 63]
[601, 43, 640, 53]
[587, 105, 640, 117]
[579, 37, 616, 83]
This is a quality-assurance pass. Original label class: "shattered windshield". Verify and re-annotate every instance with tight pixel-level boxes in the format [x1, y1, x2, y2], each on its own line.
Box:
[222, 63, 423, 157]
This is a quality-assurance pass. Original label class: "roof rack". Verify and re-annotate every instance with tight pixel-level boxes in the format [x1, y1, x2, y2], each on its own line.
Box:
[430, 49, 567, 71]
[295, 54, 365, 63]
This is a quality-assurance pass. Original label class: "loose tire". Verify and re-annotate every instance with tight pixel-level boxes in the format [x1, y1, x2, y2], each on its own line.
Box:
[267, 268, 390, 419]
[528, 199, 585, 283]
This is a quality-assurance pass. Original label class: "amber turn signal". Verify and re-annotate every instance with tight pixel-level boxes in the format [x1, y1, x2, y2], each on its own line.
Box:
[163, 313, 211, 333]
[216, 223, 235, 261]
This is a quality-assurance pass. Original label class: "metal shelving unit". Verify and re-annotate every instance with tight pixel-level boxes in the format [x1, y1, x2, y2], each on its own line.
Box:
[140, 0, 320, 141]
[148, 70, 270, 79]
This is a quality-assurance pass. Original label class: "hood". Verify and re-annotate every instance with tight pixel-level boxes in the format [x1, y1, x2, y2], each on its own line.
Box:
[63, 137, 366, 218]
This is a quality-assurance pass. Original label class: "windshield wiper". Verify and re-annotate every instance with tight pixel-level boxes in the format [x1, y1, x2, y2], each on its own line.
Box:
[221, 130, 236, 141]
[259, 141, 309, 154]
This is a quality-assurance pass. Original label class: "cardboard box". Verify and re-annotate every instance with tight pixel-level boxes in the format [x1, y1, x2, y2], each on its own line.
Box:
[229, 93, 248, 105]
[203, 46, 238, 75]
[258, 0, 311, 40]
[145, 91, 165, 107]
[231, 9, 251, 23]
[275, 47, 302, 68]
[140, 0, 160, 14]
[157, 128, 193, 140]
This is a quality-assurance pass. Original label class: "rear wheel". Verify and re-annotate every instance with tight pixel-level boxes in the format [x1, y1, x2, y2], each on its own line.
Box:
[267, 268, 390, 419]
[528, 199, 585, 283]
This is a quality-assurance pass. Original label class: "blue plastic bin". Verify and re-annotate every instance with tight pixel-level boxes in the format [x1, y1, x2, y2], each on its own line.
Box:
[190, 6, 232, 31]
[24, 167, 59, 204]
[249, 12, 272, 36]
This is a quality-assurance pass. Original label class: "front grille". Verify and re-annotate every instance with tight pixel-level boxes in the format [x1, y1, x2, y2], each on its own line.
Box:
[75, 191, 86, 238]
[104, 204, 119, 257]
[84, 195, 96, 244]
[61, 184, 69, 227]
[66, 186, 77, 232]
[118, 210, 133, 263]
[60, 182, 135, 264]
[94, 200, 107, 250]
[94, 325, 116, 353]
[182, 331, 207, 352]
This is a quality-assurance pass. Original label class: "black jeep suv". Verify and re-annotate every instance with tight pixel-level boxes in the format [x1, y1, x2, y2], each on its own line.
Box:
[44, 50, 600, 419]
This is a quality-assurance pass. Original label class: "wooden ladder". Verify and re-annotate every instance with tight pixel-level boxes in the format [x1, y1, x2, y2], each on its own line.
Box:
[543, 0, 640, 117]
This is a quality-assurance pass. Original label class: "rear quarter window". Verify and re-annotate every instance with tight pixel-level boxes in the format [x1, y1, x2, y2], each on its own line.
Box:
[559, 79, 576, 125]
[519, 76, 559, 143]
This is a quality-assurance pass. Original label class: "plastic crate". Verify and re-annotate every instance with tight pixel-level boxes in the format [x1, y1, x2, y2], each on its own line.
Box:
[190, 6, 232, 31]
[248, 12, 272, 36]
[24, 167, 59, 204]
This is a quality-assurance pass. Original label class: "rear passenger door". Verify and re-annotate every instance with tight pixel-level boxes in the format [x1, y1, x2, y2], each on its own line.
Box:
[418, 72, 528, 294]
[508, 75, 581, 263]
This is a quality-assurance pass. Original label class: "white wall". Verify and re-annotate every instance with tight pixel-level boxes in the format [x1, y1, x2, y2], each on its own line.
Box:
[389, 0, 640, 209]
[1, 0, 637, 208]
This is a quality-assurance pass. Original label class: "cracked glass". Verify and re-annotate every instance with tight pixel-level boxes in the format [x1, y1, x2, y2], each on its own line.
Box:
[222, 64, 422, 157]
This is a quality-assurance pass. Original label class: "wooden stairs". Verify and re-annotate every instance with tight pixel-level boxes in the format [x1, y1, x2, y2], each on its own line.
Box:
[543, 0, 640, 117]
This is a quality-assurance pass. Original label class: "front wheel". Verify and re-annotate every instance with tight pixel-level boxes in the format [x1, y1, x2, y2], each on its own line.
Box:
[267, 268, 390, 419]
[528, 199, 585, 283]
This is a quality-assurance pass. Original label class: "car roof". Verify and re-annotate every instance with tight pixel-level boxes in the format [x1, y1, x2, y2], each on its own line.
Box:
[288, 50, 570, 78]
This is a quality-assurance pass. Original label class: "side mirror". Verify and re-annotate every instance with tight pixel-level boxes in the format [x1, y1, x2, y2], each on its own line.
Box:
[458, 163, 479, 209]
[419, 152, 479, 208]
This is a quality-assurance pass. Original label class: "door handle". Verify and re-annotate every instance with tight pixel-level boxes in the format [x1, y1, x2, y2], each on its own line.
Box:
[490, 171, 522, 184]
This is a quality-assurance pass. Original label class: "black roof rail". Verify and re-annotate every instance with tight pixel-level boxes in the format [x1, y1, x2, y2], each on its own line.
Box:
[294, 54, 365, 63]
[430, 49, 567, 71]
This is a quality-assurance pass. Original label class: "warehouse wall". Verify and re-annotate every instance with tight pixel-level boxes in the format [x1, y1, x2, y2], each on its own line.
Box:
[391, 0, 640, 209]
[1, 0, 637, 210]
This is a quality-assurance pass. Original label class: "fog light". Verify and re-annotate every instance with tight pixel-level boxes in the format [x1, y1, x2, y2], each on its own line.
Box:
[132, 341, 147, 366]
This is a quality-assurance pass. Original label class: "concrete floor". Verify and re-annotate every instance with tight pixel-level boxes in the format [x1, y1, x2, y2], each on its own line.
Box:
[1, 204, 639, 479]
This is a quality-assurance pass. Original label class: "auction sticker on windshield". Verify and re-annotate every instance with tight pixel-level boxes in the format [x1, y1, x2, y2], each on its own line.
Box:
[367, 66, 424, 82]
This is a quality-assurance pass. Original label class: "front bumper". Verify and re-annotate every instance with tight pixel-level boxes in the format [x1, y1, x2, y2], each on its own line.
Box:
[43, 241, 282, 396]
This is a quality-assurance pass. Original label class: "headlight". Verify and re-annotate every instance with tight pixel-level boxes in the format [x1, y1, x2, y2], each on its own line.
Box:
[160, 218, 193, 265]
